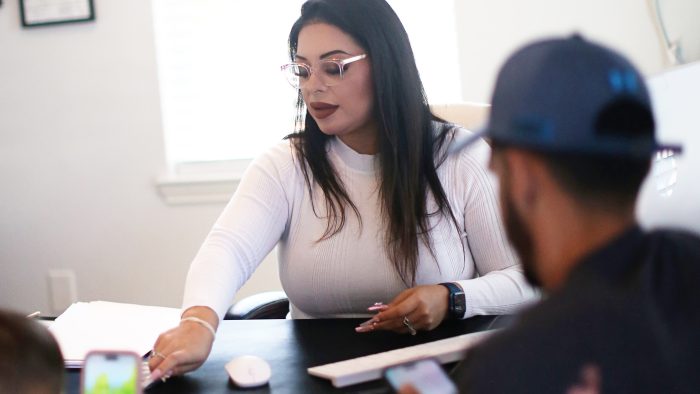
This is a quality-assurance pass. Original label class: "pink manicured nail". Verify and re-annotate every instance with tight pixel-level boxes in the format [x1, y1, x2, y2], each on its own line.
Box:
[359, 318, 376, 327]
[368, 302, 388, 312]
[150, 368, 163, 382]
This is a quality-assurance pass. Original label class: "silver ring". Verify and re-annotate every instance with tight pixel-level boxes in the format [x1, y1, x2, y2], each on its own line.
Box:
[150, 350, 166, 360]
[403, 316, 417, 336]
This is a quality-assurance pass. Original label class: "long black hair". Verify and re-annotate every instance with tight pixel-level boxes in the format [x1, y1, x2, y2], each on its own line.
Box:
[286, 0, 460, 286]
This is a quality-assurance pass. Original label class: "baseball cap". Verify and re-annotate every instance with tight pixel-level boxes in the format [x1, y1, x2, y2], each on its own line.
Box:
[451, 34, 682, 156]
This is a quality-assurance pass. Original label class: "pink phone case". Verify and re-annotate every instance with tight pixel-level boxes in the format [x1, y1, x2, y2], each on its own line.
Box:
[80, 350, 143, 394]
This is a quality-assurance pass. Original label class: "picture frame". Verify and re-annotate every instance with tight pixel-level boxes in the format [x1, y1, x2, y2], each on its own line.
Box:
[20, 0, 95, 28]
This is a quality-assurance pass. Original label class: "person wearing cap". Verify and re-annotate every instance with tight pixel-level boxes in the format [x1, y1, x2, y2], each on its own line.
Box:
[443, 35, 700, 393]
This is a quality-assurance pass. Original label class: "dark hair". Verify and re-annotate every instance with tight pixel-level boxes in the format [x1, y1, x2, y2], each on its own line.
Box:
[285, 0, 458, 285]
[539, 152, 650, 210]
[0, 309, 64, 393]
[494, 99, 652, 210]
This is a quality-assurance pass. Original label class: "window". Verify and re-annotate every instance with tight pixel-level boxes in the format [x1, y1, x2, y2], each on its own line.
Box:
[152, 0, 304, 166]
[152, 0, 461, 171]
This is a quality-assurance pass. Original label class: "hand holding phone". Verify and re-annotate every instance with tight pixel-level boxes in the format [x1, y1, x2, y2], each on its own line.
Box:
[384, 358, 458, 394]
[81, 350, 143, 394]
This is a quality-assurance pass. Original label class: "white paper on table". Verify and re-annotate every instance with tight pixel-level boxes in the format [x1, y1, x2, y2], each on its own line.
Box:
[48, 301, 181, 367]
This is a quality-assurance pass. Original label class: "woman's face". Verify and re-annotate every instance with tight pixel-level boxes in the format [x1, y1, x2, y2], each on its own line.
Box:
[296, 23, 377, 153]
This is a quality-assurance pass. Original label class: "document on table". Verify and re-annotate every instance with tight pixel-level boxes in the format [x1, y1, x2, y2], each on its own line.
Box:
[48, 301, 181, 367]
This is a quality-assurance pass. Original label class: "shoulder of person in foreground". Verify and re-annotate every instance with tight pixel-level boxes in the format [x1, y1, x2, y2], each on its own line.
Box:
[0, 309, 64, 394]
[646, 227, 700, 271]
[451, 281, 684, 394]
[643, 227, 700, 378]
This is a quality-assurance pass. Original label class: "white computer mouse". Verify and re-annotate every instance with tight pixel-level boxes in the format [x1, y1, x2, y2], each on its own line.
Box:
[225, 355, 272, 388]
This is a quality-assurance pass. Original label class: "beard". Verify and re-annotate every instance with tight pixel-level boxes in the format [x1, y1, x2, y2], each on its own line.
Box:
[502, 182, 541, 287]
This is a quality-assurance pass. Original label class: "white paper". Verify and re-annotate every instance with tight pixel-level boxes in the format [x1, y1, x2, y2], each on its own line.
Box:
[48, 301, 181, 367]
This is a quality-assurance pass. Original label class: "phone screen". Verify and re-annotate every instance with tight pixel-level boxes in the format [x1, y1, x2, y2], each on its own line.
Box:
[81, 351, 142, 394]
[384, 358, 457, 394]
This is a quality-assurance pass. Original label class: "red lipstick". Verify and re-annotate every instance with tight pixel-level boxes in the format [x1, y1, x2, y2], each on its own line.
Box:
[309, 102, 339, 120]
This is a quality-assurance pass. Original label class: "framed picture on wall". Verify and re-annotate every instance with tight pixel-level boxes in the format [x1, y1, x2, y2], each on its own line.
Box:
[20, 0, 95, 28]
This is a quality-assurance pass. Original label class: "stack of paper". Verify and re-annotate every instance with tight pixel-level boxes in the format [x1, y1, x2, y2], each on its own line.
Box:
[48, 301, 181, 367]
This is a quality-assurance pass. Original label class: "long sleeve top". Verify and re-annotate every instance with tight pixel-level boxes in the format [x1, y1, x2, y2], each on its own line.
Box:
[183, 126, 538, 319]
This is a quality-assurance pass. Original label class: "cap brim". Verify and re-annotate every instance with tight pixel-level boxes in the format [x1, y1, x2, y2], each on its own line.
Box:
[448, 127, 489, 156]
[448, 124, 684, 157]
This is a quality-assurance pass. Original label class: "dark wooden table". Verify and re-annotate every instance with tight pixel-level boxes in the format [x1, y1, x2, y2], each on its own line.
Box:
[65, 315, 512, 393]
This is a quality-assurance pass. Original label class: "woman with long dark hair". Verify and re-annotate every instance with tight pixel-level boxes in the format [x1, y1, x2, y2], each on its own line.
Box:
[149, 0, 536, 378]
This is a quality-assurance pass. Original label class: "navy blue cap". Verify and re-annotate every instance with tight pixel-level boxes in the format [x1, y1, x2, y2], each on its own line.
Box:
[452, 34, 682, 156]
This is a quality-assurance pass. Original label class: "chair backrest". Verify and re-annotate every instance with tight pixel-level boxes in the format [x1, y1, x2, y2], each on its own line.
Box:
[430, 102, 490, 131]
[225, 291, 289, 320]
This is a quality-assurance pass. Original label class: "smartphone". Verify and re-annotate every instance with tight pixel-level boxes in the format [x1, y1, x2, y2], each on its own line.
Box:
[383, 358, 458, 394]
[81, 350, 143, 394]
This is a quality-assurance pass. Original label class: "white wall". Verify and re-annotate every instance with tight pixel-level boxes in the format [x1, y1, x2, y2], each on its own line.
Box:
[0, 0, 697, 316]
[455, 0, 667, 103]
[455, 0, 700, 102]
[655, 0, 700, 65]
[638, 62, 700, 233]
[0, 0, 279, 316]
[452, 0, 699, 235]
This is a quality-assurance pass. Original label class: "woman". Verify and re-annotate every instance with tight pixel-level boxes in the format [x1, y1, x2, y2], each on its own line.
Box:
[149, 0, 536, 378]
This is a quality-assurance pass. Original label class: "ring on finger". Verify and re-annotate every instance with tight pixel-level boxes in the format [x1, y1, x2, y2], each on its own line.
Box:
[403, 316, 417, 336]
[150, 350, 166, 360]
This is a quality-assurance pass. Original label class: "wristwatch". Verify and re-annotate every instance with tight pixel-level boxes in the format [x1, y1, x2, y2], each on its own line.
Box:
[439, 282, 466, 319]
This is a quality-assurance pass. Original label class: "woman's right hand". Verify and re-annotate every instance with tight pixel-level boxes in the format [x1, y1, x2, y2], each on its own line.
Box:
[148, 306, 219, 380]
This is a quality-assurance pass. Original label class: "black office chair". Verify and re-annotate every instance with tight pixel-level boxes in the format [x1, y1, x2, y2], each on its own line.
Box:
[224, 291, 289, 320]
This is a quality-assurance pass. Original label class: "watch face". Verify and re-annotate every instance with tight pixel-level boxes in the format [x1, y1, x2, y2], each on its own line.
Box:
[441, 283, 466, 318]
[452, 293, 466, 315]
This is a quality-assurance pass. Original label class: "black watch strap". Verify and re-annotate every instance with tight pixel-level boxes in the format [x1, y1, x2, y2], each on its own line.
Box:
[439, 282, 466, 319]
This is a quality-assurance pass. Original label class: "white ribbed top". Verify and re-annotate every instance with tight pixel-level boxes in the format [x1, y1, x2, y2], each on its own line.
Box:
[183, 126, 537, 319]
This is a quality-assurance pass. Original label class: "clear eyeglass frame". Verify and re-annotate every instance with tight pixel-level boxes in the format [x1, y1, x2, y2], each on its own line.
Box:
[280, 53, 367, 89]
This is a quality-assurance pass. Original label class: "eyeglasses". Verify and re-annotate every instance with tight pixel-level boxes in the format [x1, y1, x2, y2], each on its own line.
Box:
[280, 54, 367, 89]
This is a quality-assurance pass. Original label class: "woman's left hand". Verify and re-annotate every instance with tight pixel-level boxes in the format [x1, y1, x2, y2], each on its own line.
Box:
[356, 285, 450, 334]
